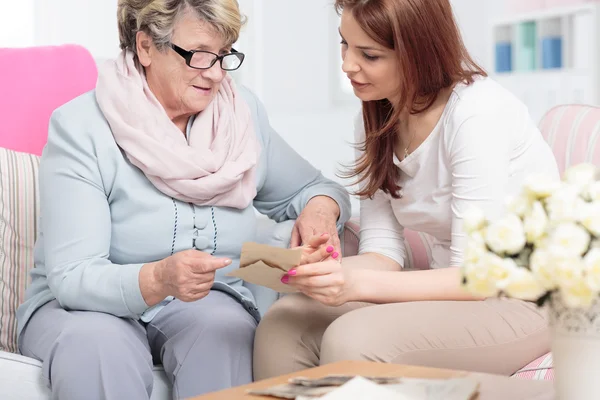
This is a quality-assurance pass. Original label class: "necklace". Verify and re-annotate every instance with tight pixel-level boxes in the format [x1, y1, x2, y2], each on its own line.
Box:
[402, 130, 417, 160]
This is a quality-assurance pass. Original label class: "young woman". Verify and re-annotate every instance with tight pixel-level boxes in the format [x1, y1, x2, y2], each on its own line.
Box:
[254, 0, 559, 379]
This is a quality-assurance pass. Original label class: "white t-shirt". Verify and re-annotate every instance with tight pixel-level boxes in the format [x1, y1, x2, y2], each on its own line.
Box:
[356, 77, 559, 269]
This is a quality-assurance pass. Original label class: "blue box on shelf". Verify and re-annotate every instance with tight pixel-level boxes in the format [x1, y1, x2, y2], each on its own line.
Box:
[541, 37, 562, 69]
[517, 21, 537, 71]
[495, 42, 512, 73]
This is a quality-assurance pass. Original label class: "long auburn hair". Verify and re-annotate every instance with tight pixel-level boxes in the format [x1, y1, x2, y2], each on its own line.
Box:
[336, 0, 487, 199]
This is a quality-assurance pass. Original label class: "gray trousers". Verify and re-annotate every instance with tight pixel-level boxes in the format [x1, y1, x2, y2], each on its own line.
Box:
[19, 290, 257, 400]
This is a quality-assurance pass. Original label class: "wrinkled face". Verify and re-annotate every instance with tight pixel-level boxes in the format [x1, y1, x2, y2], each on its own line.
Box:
[339, 9, 400, 102]
[137, 10, 230, 119]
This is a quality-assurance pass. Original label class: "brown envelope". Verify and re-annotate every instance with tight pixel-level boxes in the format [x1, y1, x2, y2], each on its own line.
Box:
[227, 242, 303, 293]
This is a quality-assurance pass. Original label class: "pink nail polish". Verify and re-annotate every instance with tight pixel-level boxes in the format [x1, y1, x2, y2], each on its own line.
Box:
[281, 275, 290, 284]
[332, 252, 339, 259]
[326, 246, 334, 253]
[288, 269, 297, 276]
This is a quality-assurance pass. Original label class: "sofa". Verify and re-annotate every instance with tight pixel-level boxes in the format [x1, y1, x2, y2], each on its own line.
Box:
[1, 44, 598, 398]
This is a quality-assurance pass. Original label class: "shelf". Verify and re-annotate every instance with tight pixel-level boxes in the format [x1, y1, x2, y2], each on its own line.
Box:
[494, 68, 589, 78]
[492, 2, 597, 27]
[492, 3, 599, 74]
[489, 2, 600, 122]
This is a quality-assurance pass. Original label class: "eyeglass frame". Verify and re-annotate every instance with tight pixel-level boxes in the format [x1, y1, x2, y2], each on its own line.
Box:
[169, 43, 245, 71]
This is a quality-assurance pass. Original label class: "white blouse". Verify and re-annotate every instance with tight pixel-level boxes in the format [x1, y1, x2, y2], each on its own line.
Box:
[356, 77, 560, 269]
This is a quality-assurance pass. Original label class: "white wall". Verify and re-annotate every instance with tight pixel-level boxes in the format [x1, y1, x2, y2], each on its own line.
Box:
[0, 0, 35, 47]
[33, 0, 120, 61]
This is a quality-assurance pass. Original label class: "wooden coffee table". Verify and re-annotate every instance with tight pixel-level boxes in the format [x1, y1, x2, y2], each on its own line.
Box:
[190, 360, 554, 400]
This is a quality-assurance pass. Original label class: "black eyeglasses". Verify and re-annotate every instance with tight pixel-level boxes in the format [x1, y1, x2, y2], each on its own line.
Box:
[170, 43, 245, 71]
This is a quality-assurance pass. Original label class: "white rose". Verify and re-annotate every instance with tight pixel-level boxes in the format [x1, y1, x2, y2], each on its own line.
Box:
[498, 264, 545, 301]
[553, 255, 586, 294]
[564, 163, 599, 190]
[584, 248, 600, 291]
[484, 214, 526, 255]
[523, 174, 560, 199]
[530, 249, 557, 290]
[546, 185, 585, 223]
[585, 181, 600, 202]
[580, 201, 600, 236]
[462, 208, 486, 234]
[548, 222, 591, 257]
[506, 194, 533, 217]
[463, 233, 487, 265]
[523, 201, 548, 244]
[463, 252, 512, 297]
[559, 275, 597, 309]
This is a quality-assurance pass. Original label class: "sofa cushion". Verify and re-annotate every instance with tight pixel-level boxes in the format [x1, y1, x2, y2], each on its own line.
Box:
[0, 148, 40, 353]
[0, 349, 171, 399]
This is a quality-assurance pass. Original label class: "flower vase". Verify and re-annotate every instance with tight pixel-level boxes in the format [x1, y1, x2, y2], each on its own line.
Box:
[548, 292, 600, 399]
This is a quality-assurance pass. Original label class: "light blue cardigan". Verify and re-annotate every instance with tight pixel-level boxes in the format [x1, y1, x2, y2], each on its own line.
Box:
[16, 87, 351, 337]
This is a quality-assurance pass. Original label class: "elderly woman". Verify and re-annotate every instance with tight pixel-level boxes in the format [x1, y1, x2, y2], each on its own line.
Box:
[16, 0, 350, 399]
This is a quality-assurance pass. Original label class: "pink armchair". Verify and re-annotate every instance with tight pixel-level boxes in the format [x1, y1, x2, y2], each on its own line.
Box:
[512, 104, 600, 380]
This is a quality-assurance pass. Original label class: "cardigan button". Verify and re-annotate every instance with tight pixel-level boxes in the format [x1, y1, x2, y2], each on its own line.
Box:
[195, 218, 208, 229]
[194, 236, 210, 250]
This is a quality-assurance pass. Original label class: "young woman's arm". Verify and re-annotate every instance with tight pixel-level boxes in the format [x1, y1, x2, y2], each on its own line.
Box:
[287, 255, 482, 306]
[288, 110, 521, 306]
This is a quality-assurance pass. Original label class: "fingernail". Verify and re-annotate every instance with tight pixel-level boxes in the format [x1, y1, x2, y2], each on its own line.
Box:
[281, 275, 290, 284]
[326, 246, 334, 253]
[321, 233, 328, 237]
[288, 269, 297, 276]
[224, 259, 232, 265]
[332, 252, 339, 259]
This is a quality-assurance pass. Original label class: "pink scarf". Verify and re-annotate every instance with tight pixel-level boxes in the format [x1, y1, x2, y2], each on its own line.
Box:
[95, 50, 259, 209]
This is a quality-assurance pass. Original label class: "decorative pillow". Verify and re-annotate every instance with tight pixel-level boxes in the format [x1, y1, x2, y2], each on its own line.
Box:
[0, 148, 40, 353]
[512, 353, 554, 380]
[342, 218, 360, 257]
[343, 217, 432, 270]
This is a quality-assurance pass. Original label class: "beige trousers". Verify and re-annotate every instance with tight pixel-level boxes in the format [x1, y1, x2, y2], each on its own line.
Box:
[253, 294, 550, 380]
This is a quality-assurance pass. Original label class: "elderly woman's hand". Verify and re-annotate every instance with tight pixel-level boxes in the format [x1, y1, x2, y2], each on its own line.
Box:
[283, 259, 356, 307]
[141, 250, 231, 304]
[291, 196, 342, 259]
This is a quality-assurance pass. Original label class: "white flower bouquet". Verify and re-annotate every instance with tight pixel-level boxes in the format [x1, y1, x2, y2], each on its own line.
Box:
[461, 163, 600, 309]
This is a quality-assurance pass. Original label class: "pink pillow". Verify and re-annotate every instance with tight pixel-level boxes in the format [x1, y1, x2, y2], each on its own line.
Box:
[0, 45, 98, 155]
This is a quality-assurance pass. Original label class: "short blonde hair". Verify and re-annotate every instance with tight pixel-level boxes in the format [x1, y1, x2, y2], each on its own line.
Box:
[117, 0, 245, 53]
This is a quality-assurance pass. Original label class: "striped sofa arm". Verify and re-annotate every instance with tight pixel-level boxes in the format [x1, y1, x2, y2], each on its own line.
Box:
[512, 353, 554, 380]
[342, 218, 432, 269]
[539, 104, 600, 173]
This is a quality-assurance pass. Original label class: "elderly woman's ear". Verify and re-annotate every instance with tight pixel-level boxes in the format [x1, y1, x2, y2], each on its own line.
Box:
[135, 30, 154, 67]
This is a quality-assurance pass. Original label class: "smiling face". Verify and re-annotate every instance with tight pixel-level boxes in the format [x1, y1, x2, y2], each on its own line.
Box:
[136, 9, 231, 122]
[339, 9, 401, 103]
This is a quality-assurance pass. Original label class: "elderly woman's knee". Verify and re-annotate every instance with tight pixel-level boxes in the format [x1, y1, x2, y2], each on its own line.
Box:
[56, 315, 146, 356]
[186, 304, 257, 347]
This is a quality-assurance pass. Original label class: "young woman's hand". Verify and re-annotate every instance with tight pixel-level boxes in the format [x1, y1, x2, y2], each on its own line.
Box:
[295, 233, 340, 266]
[282, 259, 356, 307]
